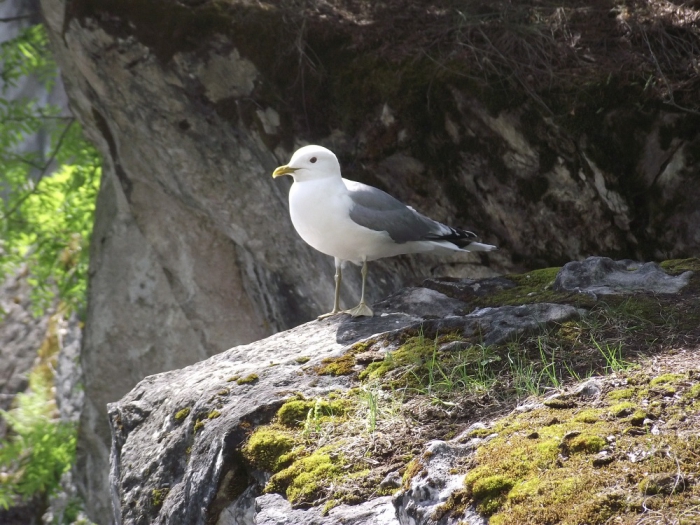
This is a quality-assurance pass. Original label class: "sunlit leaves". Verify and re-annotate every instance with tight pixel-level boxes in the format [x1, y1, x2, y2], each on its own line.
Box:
[0, 369, 77, 509]
[0, 24, 55, 90]
[0, 24, 101, 317]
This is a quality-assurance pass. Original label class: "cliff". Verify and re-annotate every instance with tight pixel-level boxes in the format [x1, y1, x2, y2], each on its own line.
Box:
[108, 257, 700, 524]
[37, 0, 700, 521]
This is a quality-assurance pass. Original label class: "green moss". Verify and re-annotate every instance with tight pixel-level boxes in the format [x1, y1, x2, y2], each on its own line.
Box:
[477, 266, 594, 308]
[277, 398, 347, 427]
[402, 458, 423, 485]
[469, 475, 516, 515]
[467, 427, 495, 438]
[173, 407, 190, 423]
[607, 387, 635, 400]
[151, 488, 170, 508]
[650, 373, 685, 386]
[242, 427, 298, 472]
[266, 446, 358, 506]
[629, 410, 649, 426]
[432, 489, 469, 521]
[208, 410, 221, 420]
[573, 409, 600, 423]
[226, 375, 240, 382]
[193, 419, 205, 432]
[638, 473, 687, 496]
[685, 384, 700, 400]
[659, 258, 700, 274]
[358, 335, 437, 381]
[608, 401, 636, 417]
[237, 373, 259, 385]
[452, 364, 700, 525]
[567, 434, 606, 454]
[543, 398, 575, 409]
[295, 356, 311, 364]
[316, 353, 356, 376]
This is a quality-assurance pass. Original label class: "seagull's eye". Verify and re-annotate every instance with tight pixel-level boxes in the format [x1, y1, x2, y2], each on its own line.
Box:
[310, 157, 317, 163]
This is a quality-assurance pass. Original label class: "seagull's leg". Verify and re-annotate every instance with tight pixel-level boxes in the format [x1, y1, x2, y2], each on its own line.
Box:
[344, 257, 374, 317]
[318, 258, 343, 320]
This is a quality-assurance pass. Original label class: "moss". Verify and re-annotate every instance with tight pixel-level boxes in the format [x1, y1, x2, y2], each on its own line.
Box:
[402, 458, 424, 488]
[467, 426, 495, 438]
[193, 419, 205, 432]
[432, 489, 469, 521]
[208, 410, 221, 419]
[469, 475, 516, 515]
[151, 488, 170, 508]
[453, 365, 700, 525]
[685, 383, 700, 400]
[295, 356, 311, 364]
[659, 258, 700, 275]
[607, 388, 635, 400]
[476, 266, 598, 309]
[573, 409, 601, 423]
[567, 434, 606, 454]
[242, 427, 298, 472]
[173, 407, 190, 423]
[650, 373, 685, 386]
[628, 410, 648, 426]
[315, 353, 356, 376]
[608, 401, 636, 417]
[217, 389, 229, 396]
[543, 398, 575, 409]
[277, 398, 348, 427]
[237, 373, 259, 385]
[358, 335, 437, 381]
[226, 376, 240, 382]
[265, 446, 359, 506]
[638, 473, 687, 496]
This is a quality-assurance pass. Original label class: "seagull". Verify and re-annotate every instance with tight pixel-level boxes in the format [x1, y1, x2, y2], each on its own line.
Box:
[273, 145, 497, 319]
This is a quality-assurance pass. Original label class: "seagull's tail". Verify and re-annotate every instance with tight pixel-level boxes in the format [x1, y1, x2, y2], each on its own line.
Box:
[462, 241, 498, 252]
[425, 227, 497, 252]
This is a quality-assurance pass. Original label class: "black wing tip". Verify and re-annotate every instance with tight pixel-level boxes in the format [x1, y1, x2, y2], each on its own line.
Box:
[425, 227, 480, 247]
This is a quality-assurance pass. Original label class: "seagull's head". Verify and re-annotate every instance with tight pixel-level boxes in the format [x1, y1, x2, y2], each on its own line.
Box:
[272, 145, 341, 182]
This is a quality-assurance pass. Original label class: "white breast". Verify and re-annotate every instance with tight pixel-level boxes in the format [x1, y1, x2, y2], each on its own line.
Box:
[288, 178, 395, 263]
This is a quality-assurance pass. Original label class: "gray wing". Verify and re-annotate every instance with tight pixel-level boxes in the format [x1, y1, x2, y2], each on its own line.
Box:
[344, 179, 455, 243]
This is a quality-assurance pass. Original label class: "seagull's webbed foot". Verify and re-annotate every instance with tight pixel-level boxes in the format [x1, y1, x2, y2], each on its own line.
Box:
[344, 302, 374, 317]
[317, 309, 342, 320]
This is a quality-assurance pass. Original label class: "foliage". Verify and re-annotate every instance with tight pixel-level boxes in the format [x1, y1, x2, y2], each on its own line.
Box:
[0, 369, 77, 509]
[0, 19, 96, 517]
[0, 23, 101, 318]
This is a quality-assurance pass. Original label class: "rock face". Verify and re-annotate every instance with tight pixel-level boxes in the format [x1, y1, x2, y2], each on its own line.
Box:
[106, 258, 698, 525]
[553, 257, 693, 296]
[38, 0, 700, 521]
[108, 284, 582, 525]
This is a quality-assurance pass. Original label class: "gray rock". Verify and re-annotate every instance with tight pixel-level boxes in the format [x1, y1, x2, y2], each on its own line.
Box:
[422, 277, 516, 303]
[553, 257, 692, 296]
[572, 379, 603, 399]
[379, 472, 403, 491]
[38, 0, 700, 520]
[107, 291, 586, 525]
[393, 440, 485, 525]
[254, 494, 326, 525]
[108, 313, 405, 525]
[327, 497, 398, 524]
[462, 303, 584, 346]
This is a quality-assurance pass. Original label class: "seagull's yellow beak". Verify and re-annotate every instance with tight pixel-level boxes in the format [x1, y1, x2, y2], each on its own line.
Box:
[272, 165, 298, 178]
